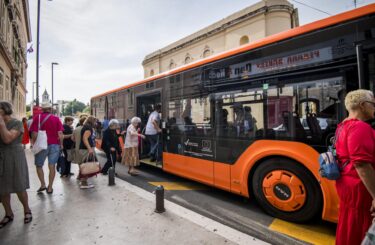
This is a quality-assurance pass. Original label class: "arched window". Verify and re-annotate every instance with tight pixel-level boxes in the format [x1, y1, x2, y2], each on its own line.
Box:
[240, 35, 249, 45]
[185, 55, 191, 64]
[169, 60, 176, 70]
[150, 69, 154, 76]
[203, 49, 211, 58]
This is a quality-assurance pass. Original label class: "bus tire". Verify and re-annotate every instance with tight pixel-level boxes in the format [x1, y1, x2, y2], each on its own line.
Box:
[251, 157, 322, 223]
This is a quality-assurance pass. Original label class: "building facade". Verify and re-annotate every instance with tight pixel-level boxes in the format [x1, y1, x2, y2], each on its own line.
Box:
[56, 99, 71, 117]
[142, 0, 298, 78]
[0, 0, 31, 119]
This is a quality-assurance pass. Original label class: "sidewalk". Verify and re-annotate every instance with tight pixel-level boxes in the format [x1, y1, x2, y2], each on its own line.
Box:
[0, 149, 267, 245]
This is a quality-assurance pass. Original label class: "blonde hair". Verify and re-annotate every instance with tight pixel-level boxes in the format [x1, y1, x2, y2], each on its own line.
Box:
[345, 89, 374, 111]
[79, 116, 87, 125]
[83, 116, 97, 128]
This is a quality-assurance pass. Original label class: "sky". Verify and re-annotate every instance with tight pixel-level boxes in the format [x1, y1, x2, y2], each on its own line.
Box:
[26, 0, 375, 105]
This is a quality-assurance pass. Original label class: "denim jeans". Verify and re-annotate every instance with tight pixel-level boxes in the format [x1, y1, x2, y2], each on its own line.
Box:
[146, 134, 162, 161]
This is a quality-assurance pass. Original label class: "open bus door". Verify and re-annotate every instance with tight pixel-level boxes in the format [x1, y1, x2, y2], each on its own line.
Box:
[136, 92, 162, 168]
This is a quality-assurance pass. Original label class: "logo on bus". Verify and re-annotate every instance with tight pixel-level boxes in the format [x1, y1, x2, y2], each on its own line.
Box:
[202, 140, 212, 153]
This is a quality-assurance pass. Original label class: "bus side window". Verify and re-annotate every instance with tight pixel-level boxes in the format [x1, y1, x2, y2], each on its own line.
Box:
[215, 90, 263, 139]
[270, 78, 344, 145]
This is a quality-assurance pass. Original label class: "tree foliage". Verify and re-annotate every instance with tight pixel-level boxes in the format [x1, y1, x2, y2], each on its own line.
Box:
[83, 104, 91, 114]
[63, 99, 86, 116]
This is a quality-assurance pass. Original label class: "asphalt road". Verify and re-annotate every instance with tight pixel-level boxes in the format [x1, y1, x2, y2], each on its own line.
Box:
[96, 152, 337, 245]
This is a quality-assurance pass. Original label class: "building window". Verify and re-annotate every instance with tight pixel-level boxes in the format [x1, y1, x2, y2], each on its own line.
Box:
[128, 90, 134, 107]
[5, 75, 9, 101]
[240, 35, 249, 45]
[203, 49, 211, 58]
[6, 15, 10, 47]
[150, 69, 154, 76]
[0, 1, 4, 35]
[0, 68, 3, 100]
[2, 5, 7, 43]
[185, 55, 191, 64]
[169, 60, 176, 70]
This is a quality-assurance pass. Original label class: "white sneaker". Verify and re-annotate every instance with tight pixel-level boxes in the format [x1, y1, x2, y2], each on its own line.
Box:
[80, 184, 94, 189]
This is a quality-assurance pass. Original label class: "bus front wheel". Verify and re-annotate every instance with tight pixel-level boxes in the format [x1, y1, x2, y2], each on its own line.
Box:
[252, 158, 322, 223]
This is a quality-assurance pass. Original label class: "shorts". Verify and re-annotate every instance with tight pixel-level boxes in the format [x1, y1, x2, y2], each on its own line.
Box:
[35, 144, 61, 167]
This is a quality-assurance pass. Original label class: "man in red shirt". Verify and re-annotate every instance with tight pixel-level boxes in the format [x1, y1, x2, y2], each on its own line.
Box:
[30, 102, 64, 194]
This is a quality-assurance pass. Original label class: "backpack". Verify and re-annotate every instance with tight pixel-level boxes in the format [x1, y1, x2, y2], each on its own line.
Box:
[318, 125, 349, 180]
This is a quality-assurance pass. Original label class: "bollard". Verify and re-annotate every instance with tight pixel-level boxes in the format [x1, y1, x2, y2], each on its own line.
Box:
[154, 185, 165, 213]
[108, 166, 115, 186]
[108, 154, 115, 186]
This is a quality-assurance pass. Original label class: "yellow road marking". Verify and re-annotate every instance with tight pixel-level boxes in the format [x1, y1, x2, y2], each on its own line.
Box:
[269, 219, 335, 245]
[149, 182, 209, 190]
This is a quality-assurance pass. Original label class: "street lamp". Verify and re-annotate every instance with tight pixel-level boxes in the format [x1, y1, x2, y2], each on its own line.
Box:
[31, 81, 36, 112]
[35, 0, 53, 106]
[51, 62, 58, 111]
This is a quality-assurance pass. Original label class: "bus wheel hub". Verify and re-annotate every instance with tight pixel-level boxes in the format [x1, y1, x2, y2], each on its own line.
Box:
[262, 170, 306, 212]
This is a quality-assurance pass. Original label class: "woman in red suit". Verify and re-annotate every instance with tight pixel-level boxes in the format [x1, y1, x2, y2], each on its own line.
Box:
[21, 117, 29, 148]
[335, 89, 375, 245]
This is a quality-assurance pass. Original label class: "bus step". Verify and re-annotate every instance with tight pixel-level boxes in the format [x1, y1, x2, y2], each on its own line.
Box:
[140, 158, 163, 169]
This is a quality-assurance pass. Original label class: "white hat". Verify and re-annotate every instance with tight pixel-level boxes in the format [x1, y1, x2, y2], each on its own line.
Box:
[41, 102, 52, 109]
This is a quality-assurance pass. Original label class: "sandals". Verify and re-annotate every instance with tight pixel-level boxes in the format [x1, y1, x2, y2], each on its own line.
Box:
[37, 187, 47, 193]
[0, 215, 14, 229]
[47, 188, 53, 194]
[0, 212, 32, 228]
[129, 171, 139, 176]
[24, 212, 32, 224]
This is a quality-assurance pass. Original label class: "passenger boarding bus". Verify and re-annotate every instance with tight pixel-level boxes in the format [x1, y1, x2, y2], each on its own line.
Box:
[91, 4, 375, 223]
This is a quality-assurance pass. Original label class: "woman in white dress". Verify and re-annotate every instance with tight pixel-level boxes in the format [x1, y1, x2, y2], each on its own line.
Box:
[121, 117, 145, 175]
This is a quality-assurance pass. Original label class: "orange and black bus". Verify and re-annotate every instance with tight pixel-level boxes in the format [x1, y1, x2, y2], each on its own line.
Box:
[91, 4, 375, 223]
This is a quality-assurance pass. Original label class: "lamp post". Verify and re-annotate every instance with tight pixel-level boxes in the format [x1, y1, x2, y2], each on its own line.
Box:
[35, 0, 53, 106]
[31, 81, 36, 112]
[51, 62, 58, 111]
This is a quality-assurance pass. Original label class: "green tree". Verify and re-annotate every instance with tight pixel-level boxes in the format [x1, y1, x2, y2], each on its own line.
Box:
[63, 99, 86, 116]
[83, 104, 91, 114]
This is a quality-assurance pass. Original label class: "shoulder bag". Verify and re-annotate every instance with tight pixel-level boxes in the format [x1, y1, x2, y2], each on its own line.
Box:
[32, 114, 52, 155]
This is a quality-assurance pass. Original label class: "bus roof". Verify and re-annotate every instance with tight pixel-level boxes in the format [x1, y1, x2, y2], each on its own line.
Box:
[92, 3, 375, 100]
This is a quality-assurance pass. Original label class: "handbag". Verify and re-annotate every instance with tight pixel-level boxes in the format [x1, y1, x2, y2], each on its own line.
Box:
[80, 153, 101, 177]
[32, 114, 51, 155]
[56, 151, 66, 174]
[318, 125, 349, 180]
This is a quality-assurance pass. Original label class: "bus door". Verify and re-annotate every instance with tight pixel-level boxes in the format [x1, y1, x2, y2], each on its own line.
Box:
[136, 92, 161, 161]
[164, 96, 215, 185]
[214, 89, 264, 191]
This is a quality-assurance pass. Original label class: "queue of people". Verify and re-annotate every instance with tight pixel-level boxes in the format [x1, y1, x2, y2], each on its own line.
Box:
[0, 98, 159, 230]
